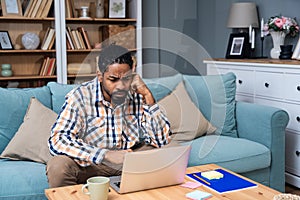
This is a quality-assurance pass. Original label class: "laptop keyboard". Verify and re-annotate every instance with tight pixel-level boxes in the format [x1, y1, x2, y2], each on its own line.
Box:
[114, 182, 121, 188]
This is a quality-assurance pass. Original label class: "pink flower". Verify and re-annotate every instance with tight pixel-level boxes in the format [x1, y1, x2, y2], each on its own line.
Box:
[274, 18, 284, 28]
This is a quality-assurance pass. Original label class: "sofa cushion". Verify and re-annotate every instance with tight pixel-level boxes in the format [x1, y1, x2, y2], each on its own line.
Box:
[0, 98, 57, 164]
[158, 81, 216, 142]
[185, 135, 270, 173]
[183, 72, 237, 137]
[47, 82, 78, 113]
[0, 159, 48, 200]
[0, 86, 51, 154]
[143, 73, 183, 101]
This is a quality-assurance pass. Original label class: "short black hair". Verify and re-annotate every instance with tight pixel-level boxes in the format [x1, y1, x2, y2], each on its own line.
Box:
[98, 44, 133, 73]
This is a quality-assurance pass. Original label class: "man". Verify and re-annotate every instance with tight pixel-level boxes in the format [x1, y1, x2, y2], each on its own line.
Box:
[47, 44, 171, 187]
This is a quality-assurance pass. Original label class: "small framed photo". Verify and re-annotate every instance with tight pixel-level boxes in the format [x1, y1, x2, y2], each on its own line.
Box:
[1, 0, 23, 17]
[109, 0, 126, 18]
[226, 33, 250, 59]
[0, 31, 14, 50]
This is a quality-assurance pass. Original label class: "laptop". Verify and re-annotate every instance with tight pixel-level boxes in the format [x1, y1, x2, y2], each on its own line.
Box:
[109, 145, 191, 194]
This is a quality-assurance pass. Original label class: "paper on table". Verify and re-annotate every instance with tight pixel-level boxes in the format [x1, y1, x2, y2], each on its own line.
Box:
[186, 190, 212, 200]
[180, 181, 202, 189]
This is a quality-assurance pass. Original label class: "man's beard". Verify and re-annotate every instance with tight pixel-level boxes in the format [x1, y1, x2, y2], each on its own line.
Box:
[111, 90, 128, 105]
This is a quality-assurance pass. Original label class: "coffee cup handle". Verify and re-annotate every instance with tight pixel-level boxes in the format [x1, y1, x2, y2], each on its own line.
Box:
[81, 184, 90, 195]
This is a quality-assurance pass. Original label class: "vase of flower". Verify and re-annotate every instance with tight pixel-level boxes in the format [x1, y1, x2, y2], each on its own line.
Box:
[270, 31, 286, 59]
[263, 15, 299, 59]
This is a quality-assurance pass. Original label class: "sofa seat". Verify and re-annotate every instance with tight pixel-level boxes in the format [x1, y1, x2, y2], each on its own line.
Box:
[0, 159, 48, 200]
[185, 135, 270, 173]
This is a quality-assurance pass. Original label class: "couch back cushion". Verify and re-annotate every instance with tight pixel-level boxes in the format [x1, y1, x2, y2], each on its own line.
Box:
[47, 82, 78, 113]
[0, 86, 51, 154]
[183, 72, 237, 137]
[143, 73, 183, 101]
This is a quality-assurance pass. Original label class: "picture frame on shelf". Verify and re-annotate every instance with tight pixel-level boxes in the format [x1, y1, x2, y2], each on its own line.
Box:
[0, 31, 14, 50]
[1, 0, 23, 17]
[109, 0, 126, 18]
[226, 33, 250, 59]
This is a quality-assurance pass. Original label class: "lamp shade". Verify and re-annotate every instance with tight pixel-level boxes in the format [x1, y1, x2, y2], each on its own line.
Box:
[227, 2, 259, 28]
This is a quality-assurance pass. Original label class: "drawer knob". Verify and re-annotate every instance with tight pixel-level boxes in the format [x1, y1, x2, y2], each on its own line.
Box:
[296, 151, 300, 156]
[297, 116, 300, 122]
[264, 82, 270, 88]
[238, 80, 243, 84]
[297, 86, 300, 91]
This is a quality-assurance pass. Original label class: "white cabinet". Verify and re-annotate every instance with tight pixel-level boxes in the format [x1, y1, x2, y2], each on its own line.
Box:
[205, 58, 300, 188]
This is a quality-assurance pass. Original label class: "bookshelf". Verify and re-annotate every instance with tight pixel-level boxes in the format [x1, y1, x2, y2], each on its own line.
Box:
[0, 0, 142, 88]
[0, 15, 56, 88]
[61, 0, 141, 85]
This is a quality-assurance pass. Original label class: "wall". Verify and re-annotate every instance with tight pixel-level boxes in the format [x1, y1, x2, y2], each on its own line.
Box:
[142, 0, 300, 77]
[204, 0, 300, 58]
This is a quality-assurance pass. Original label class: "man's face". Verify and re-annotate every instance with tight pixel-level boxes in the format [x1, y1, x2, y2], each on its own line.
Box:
[98, 63, 133, 106]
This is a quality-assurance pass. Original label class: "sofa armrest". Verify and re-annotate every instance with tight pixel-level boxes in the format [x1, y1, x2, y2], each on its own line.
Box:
[236, 101, 289, 192]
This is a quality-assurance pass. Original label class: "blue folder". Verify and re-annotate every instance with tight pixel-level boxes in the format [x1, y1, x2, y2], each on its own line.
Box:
[186, 169, 257, 193]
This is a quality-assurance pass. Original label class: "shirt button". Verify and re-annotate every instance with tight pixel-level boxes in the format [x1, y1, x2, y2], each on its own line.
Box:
[112, 127, 115, 130]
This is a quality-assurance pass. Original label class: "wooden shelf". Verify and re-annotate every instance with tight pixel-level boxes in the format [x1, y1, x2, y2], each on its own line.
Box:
[0, 17, 54, 22]
[67, 74, 96, 78]
[66, 17, 136, 23]
[66, 48, 137, 53]
[0, 75, 56, 81]
[0, 50, 56, 54]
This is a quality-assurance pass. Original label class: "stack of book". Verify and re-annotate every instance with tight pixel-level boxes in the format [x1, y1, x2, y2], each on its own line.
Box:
[23, 0, 53, 18]
[65, 0, 76, 18]
[41, 27, 55, 50]
[66, 26, 92, 50]
[39, 57, 56, 76]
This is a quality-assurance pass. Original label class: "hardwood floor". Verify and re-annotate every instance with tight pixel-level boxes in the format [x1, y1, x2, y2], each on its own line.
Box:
[285, 183, 300, 195]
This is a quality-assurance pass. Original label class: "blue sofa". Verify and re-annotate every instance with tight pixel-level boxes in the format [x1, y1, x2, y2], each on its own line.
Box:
[0, 72, 289, 199]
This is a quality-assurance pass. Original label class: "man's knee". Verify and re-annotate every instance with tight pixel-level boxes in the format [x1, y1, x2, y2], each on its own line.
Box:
[46, 155, 78, 187]
[47, 155, 76, 172]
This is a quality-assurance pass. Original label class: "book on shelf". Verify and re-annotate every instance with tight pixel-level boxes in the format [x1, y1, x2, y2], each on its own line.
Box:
[41, 28, 55, 50]
[46, 58, 56, 76]
[24, 0, 37, 17]
[23, 0, 53, 18]
[65, 26, 92, 50]
[35, 0, 47, 18]
[48, 32, 56, 50]
[39, 57, 49, 76]
[39, 57, 55, 76]
[66, 28, 75, 50]
[30, 0, 43, 17]
[40, 0, 53, 18]
[65, 0, 75, 18]
[71, 30, 82, 50]
[77, 27, 92, 49]
[22, 0, 31, 14]
[75, 29, 86, 49]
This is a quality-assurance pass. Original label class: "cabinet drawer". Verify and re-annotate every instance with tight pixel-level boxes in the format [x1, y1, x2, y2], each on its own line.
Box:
[255, 98, 300, 132]
[234, 69, 254, 94]
[284, 102, 300, 132]
[285, 131, 300, 176]
[213, 67, 255, 95]
[255, 71, 284, 99]
[284, 73, 300, 102]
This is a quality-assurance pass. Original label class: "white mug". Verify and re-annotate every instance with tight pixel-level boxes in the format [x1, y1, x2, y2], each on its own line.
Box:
[82, 176, 110, 200]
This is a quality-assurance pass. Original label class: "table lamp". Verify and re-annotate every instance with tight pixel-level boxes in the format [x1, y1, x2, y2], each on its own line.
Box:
[227, 2, 259, 31]
[226, 2, 259, 58]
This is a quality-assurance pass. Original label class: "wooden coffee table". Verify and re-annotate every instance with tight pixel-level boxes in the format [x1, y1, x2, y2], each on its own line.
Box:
[45, 164, 280, 200]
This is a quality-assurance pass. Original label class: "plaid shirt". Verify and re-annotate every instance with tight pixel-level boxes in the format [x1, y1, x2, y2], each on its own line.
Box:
[48, 78, 171, 167]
